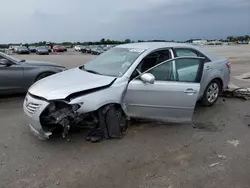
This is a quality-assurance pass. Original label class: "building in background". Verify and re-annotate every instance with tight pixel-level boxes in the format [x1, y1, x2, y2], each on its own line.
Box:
[192, 40, 208, 45]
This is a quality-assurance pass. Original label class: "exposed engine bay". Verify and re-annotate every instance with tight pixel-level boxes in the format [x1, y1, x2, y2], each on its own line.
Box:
[40, 101, 128, 142]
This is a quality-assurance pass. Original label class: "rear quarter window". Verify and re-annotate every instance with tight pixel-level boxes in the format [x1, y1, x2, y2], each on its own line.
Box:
[175, 49, 198, 57]
[175, 48, 211, 63]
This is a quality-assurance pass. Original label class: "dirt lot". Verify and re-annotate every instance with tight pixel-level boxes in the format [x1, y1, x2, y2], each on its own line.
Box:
[0, 45, 250, 188]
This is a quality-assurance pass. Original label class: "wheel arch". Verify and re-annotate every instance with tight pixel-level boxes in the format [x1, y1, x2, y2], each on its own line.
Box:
[209, 77, 223, 92]
[35, 71, 56, 82]
[98, 103, 129, 118]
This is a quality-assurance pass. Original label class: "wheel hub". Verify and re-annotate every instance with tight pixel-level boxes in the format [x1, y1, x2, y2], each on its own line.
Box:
[207, 83, 219, 103]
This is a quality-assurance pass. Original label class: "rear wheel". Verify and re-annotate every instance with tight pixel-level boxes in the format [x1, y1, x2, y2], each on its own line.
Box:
[201, 80, 221, 106]
[36, 72, 54, 82]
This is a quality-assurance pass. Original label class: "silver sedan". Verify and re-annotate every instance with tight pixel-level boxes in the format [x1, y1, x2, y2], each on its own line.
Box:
[23, 42, 230, 140]
[0, 52, 66, 95]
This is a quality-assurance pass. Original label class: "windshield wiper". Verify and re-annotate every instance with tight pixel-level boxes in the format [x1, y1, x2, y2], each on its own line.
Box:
[85, 69, 102, 75]
[80, 65, 102, 75]
[20, 59, 26, 62]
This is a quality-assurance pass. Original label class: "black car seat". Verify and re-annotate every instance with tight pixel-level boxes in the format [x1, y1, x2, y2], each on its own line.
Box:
[140, 58, 157, 73]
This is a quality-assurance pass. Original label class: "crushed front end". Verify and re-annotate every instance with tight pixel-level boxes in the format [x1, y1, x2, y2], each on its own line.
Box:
[23, 93, 52, 140]
[23, 93, 98, 140]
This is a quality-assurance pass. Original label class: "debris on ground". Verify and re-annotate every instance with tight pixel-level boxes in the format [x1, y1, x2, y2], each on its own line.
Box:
[1, 162, 4, 166]
[209, 162, 220, 168]
[228, 139, 240, 147]
[222, 88, 250, 100]
[218, 155, 227, 160]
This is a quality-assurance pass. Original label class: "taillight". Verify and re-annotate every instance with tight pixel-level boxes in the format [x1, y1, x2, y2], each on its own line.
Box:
[226, 62, 231, 69]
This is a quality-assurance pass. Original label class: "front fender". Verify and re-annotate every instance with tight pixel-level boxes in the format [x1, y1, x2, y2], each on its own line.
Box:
[70, 81, 128, 114]
[23, 67, 63, 90]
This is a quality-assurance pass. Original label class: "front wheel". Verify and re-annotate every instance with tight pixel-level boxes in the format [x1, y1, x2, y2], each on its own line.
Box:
[201, 80, 221, 106]
[105, 106, 128, 139]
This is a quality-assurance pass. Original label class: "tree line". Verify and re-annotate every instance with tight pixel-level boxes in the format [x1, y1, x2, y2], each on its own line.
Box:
[227, 35, 250, 42]
[0, 35, 249, 49]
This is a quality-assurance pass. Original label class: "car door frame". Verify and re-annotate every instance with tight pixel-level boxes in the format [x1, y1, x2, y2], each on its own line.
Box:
[172, 47, 211, 63]
[172, 47, 213, 98]
[125, 56, 205, 122]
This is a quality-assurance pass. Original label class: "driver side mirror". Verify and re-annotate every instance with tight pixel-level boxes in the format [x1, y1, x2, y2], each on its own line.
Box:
[0, 59, 12, 66]
[141, 73, 155, 84]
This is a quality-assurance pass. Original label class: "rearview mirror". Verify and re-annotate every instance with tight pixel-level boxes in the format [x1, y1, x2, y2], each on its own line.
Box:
[141, 73, 155, 84]
[0, 59, 12, 66]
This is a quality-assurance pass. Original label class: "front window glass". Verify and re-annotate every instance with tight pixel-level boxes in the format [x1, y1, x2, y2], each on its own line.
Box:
[147, 61, 174, 81]
[175, 58, 201, 82]
[142, 58, 201, 82]
[84, 47, 144, 77]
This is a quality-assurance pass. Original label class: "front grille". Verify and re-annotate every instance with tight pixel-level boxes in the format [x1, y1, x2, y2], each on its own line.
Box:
[25, 102, 41, 115]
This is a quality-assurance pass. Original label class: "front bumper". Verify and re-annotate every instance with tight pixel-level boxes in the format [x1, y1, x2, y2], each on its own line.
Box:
[37, 51, 49, 54]
[23, 93, 52, 140]
[18, 51, 30, 54]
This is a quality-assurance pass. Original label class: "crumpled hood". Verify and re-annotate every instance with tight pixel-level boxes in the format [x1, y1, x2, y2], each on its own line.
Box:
[24, 60, 63, 68]
[28, 67, 116, 100]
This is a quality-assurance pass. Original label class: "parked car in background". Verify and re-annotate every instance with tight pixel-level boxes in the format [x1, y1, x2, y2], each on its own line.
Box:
[53, 46, 65, 52]
[85, 46, 92, 53]
[74, 45, 82, 51]
[36, 46, 49, 55]
[29, 46, 37, 53]
[13, 46, 19, 53]
[23, 42, 230, 140]
[102, 46, 109, 51]
[45, 46, 52, 53]
[0, 52, 66, 95]
[62, 46, 67, 52]
[91, 47, 104, 55]
[80, 46, 88, 53]
[16, 46, 30, 54]
[9, 46, 17, 51]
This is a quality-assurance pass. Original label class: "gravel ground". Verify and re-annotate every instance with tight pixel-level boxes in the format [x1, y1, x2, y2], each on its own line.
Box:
[0, 45, 250, 188]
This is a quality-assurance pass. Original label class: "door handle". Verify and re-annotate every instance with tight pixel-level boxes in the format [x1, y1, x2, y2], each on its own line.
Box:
[184, 88, 197, 94]
[205, 66, 212, 71]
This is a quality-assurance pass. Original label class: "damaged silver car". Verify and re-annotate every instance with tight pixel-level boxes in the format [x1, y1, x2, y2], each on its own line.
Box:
[23, 42, 230, 141]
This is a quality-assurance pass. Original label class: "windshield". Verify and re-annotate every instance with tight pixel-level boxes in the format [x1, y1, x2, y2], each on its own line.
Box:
[0, 52, 20, 63]
[84, 47, 144, 77]
[18, 46, 28, 49]
[38, 46, 47, 49]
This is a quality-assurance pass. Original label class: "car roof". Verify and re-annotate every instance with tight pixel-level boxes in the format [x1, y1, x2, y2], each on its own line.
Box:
[116, 42, 222, 61]
[116, 42, 197, 50]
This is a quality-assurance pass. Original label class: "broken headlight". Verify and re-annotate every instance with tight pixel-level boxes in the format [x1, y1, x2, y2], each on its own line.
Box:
[71, 103, 82, 111]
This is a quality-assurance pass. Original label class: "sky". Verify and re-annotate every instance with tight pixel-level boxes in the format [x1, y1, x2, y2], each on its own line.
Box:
[0, 0, 250, 43]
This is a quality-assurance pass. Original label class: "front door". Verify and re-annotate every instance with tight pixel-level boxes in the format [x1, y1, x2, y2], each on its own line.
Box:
[124, 57, 204, 122]
[0, 60, 24, 94]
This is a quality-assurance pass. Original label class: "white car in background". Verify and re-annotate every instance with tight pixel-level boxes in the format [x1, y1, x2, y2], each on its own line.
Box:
[74, 45, 82, 51]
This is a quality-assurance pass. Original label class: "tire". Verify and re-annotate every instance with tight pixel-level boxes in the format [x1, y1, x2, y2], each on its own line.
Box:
[201, 80, 221, 106]
[105, 105, 128, 139]
[35, 72, 55, 82]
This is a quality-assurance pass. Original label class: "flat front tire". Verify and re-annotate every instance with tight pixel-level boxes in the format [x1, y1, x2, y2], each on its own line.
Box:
[105, 106, 128, 139]
[201, 80, 221, 106]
